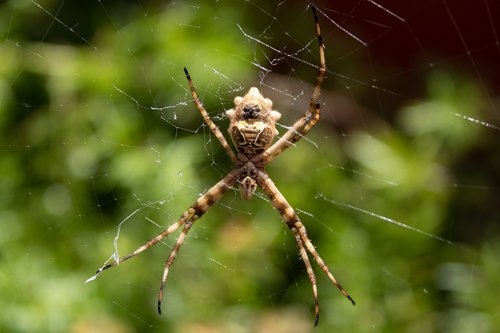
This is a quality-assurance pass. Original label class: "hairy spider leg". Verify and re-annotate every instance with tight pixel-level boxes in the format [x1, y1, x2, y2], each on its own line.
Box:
[257, 170, 355, 325]
[156, 170, 238, 313]
[96, 211, 192, 272]
[95, 171, 238, 308]
[263, 5, 326, 164]
[184, 67, 237, 162]
[157, 216, 195, 314]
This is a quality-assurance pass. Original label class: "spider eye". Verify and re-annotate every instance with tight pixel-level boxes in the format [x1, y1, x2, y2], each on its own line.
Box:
[243, 104, 260, 119]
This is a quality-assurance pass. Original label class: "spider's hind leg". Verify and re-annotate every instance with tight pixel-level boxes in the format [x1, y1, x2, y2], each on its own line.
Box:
[184, 67, 237, 162]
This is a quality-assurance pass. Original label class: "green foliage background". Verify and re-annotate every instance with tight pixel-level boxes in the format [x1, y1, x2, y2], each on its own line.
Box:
[1, 1, 499, 332]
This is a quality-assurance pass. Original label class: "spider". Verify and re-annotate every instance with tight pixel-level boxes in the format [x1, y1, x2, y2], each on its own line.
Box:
[90, 5, 355, 326]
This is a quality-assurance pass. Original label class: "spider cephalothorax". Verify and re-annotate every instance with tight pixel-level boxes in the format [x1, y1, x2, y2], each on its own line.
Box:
[91, 5, 354, 326]
[226, 87, 281, 157]
[237, 159, 259, 199]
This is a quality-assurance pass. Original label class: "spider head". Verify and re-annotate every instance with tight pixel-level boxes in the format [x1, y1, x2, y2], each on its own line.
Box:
[239, 176, 257, 200]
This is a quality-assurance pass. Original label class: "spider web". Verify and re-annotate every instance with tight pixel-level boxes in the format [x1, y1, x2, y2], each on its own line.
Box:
[1, 0, 499, 332]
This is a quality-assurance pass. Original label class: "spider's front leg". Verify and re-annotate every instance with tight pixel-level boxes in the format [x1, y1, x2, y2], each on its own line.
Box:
[156, 169, 240, 313]
[256, 170, 355, 326]
[89, 169, 239, 314]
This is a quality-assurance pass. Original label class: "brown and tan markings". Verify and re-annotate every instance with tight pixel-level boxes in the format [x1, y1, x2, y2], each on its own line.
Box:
[91, 5, 355, 326]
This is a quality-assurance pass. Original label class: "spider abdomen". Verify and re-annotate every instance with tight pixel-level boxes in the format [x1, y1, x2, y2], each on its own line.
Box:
[226, 87, 282, 158]
[230, 120, 275, 156]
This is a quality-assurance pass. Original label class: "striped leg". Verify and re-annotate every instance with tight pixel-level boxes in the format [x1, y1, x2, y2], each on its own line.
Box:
[157, 216, 195, 313]
[156, 169, 239, 312]
[93, 208, 194, 275]
[293, 229, 320, 326]
[257, 170, 355, 325]
[184, 67, 237, 162]
[91, 170, 239, 303]
[263, 5, 325, 163]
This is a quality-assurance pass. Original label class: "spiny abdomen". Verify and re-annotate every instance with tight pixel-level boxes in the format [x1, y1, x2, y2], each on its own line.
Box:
[229, 120, 275, 156]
